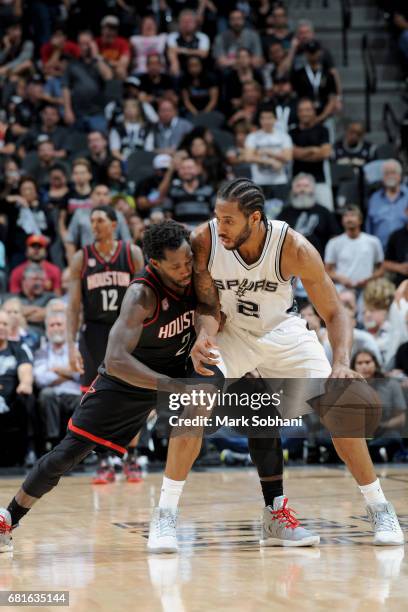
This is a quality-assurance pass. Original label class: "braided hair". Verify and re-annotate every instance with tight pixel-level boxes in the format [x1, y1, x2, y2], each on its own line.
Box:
[217, 178, 267, 224]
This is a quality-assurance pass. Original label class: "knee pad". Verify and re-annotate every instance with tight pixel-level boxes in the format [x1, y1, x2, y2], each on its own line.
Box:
[248, 436, 283, 478]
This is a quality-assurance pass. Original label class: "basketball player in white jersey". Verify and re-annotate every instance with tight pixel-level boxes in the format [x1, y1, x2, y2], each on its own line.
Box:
[189, 178, 404, 547]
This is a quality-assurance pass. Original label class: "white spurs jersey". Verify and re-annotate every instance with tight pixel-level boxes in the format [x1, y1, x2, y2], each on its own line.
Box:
[208, 219, 297, 334]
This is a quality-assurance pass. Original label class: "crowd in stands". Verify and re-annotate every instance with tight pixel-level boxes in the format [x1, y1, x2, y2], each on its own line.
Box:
[0, 0, 407, 469]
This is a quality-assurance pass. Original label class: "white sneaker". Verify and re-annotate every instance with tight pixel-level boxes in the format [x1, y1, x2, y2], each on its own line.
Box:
[366, 502, 404, 546]
[260, 496, 320, 547]
[147, 507, 178, 553]
[0, 508, 13, 553]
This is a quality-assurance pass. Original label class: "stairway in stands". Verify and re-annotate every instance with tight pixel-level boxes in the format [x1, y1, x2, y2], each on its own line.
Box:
[286, 0, 406, 144]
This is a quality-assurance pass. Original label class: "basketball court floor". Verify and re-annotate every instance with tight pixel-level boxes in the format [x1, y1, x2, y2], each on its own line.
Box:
[0, 466, 407, 611]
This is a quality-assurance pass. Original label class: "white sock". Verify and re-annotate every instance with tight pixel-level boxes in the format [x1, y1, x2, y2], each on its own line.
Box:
[158, 476, 185, 510]
[359, 478, 387, 505]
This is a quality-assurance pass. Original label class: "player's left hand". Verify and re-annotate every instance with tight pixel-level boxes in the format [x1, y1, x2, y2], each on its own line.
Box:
[330, 363, 365, 380]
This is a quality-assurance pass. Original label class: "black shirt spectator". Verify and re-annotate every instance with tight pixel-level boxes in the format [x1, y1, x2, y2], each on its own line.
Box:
[139, 54, 177, 106]
[165, 158, 215, 227]
[181, 56, 219, 115]
[268, 76, 298, 133]
[290, 99, 331, 183]
[261, 5, 293, 55]
[22, 105, 68, 157]
[291, 41, 337, 120]
[224, 47, 264, 108]
[334, 121, 377, 169]
[0, 338, 31, 407]
[167, 9, 210, 77]
[384, 224, 408, 287]
[13, 76, 45, 136]
[85, 131, 112, 184]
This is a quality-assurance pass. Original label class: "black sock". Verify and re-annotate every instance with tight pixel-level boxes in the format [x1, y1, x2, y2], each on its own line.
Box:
[7, 497, 31, 527]
[126, 446, 137, 458]
[260, 479, 283, 508]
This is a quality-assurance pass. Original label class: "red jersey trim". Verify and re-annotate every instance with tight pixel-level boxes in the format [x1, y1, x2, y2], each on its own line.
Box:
[68, 418, 127, 456]
[90, 241, 122, 266]
[130, 276, 160, 327]
[126, 241, 135, 274]
[146, 265, 182, 301]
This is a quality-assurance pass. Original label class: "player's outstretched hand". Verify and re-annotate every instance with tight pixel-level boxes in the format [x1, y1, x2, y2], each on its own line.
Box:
[69, 344, 84, 375]
[190, 332, 220, 376]
[330, 363, 365, 380]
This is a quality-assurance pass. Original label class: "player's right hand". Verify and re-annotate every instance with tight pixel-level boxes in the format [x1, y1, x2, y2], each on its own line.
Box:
[190, 333, 220, 377]
[69, 344, 84, 375]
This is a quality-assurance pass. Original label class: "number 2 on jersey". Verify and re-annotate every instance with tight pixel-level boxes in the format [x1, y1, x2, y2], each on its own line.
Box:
[175, 332, 192, 356]
[101, 289, 118, 311]
[237, 299, 260, 318]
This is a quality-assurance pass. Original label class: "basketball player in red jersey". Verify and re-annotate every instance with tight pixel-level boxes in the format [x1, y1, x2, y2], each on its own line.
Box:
[67, 205, 144, 483]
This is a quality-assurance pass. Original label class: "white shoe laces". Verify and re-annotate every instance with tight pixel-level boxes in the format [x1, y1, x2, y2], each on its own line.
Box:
[371, 508, 400, 533]
[157, 510, 177, 537]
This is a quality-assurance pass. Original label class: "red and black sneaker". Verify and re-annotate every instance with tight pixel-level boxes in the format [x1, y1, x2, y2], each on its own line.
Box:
[0, 508, 13, 553]
[92, 461, 116, 485]
[123, 459, 142, 483]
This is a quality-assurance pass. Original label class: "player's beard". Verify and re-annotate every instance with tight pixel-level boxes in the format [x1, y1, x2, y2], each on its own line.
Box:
[225, 220, 252, 250]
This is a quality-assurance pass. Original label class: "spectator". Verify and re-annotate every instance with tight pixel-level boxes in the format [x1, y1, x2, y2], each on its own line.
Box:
[267, 75, 298, 133]
[96, 15, 130, 81]
[144, 99, 193, 154]
[290, 19, 341, 99]
[187, 136, 226, 188]
[365, 159, 408, 249]
[135, 153, 172, 218]
[244, 105, 292, 200]
[181, 55, 219, 116]
[0, 309, 33, 463]
[109, 98, 149, 161]
[167, 9, 210, 77]
[290, 98, 333, 210]
[325, 205, 384, 292]
[227, 80, 263, 127]
[333, 121, 377, 169]
[111, 194, 136, 223]
[362, 278, 397, 365]
[225, 120, 252, 167]
[291, 41, 337, 126]
[352, 349, 406, 462]
[0, 157, 21, 200]
[214, 9, 263, 70]
[1, 297, 39, 356]
[1, 177, 52, 268]
[128, 212, 144, 248]
[62, 30, 113, 133]
[41, 163, 69, 214]
[27, 138, 60, 188]
[160, 157, 215, 228]
[16, 263, 56, 333]
[224, 47, 264, 110]
[33, 311, 81, 451]
[40, 27, 80, 78]
[261, 4, 293, 54]
[11, 76, 46, 138]
[278, 173, 340, 257]
[391, 2, 408, 65]
[60, 158, 93, 237]
[138, 53, 177, 107]
[85, 131, 112, 184]
[105, 75, 159, 130]
[384, 216, 408, 287]
[9, 234, 61, 296]
[0, 17, 33, 79]
[130, 15, 168, 75]
[106, 159, 128, 195]
[65, 186, 131, 261]
[23, 104, 68, 158]
[262, 42, 292, 92]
